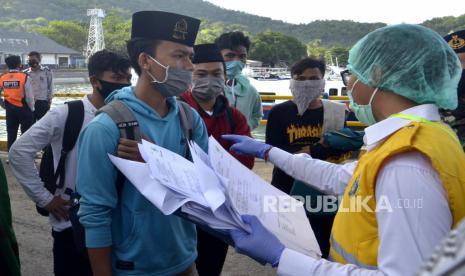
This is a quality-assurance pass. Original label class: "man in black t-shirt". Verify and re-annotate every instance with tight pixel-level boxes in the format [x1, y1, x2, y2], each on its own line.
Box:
[266, 58, 347, 193]
[267, 101, 325, 192]
[265, 57, 348, 258]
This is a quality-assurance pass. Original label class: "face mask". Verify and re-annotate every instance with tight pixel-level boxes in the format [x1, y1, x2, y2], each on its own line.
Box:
[146, 55, 192, 97]
[28, 61, 39, 68]
[97, 79, 129, 100]
[348, 79, 380, 125]
[226, 61, 245, 80]
[192, 77, 225, 102]
[289, 79, 325, 115]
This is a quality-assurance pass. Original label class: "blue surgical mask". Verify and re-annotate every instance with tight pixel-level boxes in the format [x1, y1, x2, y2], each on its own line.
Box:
[347, 79, 379, 125]
[225, 61, 245, 80]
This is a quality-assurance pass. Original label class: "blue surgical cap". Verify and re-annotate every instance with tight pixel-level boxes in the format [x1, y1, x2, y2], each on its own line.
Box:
[348, 24, 462, 110]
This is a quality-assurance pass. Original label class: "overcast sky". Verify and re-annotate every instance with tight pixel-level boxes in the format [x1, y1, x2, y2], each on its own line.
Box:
[205, 0, 465, 24]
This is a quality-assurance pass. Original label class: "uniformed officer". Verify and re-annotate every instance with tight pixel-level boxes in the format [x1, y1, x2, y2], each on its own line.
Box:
[24, 51, 53, 120]
[0, 55, 35, 151]
[442, 29, 465, 151]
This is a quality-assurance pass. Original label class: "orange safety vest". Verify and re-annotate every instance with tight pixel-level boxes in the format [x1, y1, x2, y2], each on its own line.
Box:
[0, 71, 27, 107]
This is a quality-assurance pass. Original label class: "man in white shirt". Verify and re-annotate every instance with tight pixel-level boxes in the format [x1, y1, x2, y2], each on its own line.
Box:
[24, 51, 54, 120]
[223, 24, 465, 276]
[9, 50, 131, 276]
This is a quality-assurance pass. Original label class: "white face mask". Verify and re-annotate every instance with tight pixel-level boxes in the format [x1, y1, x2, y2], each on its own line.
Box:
[289, 79, 325, 115]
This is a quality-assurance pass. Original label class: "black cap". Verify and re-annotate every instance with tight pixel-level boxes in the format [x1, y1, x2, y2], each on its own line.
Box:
[444, 29, 465, 54]
[131, 11, 200, 47]
[193, 43, 224, 64]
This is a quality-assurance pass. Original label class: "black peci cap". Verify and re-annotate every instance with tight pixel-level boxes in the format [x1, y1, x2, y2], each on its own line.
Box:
[444, 29, 465, 54]
[193, 43, 224, 64]
[131, 11, 200, 47]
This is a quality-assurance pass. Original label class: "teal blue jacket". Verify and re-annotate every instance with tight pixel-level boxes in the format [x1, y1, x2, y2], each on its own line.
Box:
[77, 86, 208, 275]
[224, 75, 263, 130]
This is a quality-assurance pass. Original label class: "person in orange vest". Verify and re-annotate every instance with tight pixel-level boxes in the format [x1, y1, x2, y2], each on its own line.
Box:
[0, 55, 35, 151]
[223, 24, 465, 275]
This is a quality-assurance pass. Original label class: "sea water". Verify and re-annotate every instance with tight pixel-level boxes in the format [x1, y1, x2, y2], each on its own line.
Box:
[0, 82, 271, 140]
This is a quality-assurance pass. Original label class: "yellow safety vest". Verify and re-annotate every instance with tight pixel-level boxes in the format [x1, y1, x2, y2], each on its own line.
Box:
[329, 121, 465, 269]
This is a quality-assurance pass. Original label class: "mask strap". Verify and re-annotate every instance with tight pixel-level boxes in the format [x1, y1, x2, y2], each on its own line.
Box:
[367, 87, 379, 105]
[352, 79, 359, 89]
[348, 79, 359, 94]
[146, 55, 169, 83]
[231, 79, 236, 103]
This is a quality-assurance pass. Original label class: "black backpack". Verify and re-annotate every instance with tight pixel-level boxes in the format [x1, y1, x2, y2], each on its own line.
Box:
[37, 100, 84, 216]
[68, 99, 195, 256]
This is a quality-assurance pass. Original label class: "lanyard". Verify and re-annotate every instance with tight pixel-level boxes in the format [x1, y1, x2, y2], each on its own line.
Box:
[389, 113, 431, 123]
[230, 79, 237, 107]
[390, 113, 460, 144]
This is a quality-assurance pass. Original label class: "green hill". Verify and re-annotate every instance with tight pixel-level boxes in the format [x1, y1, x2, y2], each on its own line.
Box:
[0, 0, 387, 47]
[1, 0, 464, 47]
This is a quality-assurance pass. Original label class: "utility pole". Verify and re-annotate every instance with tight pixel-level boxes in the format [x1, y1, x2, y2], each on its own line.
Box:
[86, 8, 105, 60]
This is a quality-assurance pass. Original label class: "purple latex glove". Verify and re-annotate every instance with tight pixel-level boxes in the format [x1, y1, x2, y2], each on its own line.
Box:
[230, 215, 285, 267]
[222, 134, 272, 159]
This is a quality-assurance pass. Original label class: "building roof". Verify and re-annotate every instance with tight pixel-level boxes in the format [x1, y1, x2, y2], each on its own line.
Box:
[0, 29, 80, 55]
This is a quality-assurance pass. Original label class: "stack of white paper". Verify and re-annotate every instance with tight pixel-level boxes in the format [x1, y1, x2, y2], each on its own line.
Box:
[109, 137, 321, 257]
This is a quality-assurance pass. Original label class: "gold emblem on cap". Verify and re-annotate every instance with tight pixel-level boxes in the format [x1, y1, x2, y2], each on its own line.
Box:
[448, 35, 465, 50]
[173, 19, 188, 40]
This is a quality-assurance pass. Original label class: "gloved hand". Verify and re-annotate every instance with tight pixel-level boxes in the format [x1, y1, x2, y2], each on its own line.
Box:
[230, 215, 285, 267]
[222, 135, 272, 159]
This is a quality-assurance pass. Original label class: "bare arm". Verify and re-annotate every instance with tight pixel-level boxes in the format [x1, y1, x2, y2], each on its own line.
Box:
[88, 247, 112, 276]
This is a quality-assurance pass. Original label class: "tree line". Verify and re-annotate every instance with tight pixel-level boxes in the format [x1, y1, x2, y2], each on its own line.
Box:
[1, 0, 464, 45]
[0, 12, 350, 67]
[1, 2, 464, 67]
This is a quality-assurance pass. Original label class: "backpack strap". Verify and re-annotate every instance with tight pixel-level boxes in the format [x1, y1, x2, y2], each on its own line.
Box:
[225, 106, 236, 134]
[177, 100, 194, 160]
[97, 100, 195, 198]
[177, 100, 194, 141]
[97, 100, 144, 198]
[55, 100, 85, 188]
[97, 100, 142, 142]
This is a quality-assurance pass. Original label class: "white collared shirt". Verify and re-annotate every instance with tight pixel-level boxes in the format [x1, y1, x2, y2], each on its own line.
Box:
[269, 104, 453, 276]
[24, 65, 54, 101]
[9, 95, 97, 231]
